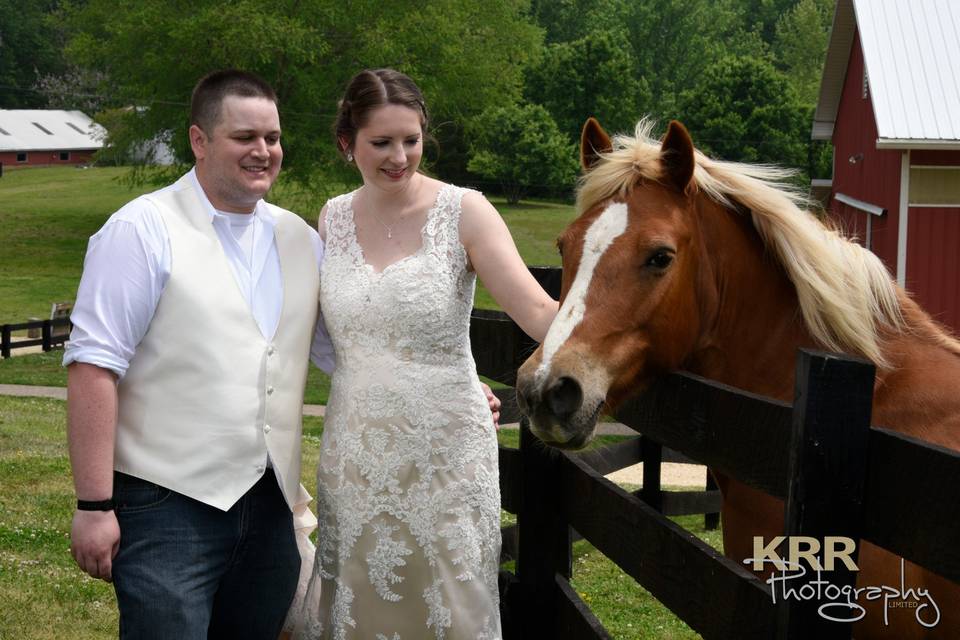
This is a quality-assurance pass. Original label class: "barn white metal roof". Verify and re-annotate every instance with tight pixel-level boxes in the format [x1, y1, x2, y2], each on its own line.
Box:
[813, 0, 960, 149]
[0, 110, 106, 152]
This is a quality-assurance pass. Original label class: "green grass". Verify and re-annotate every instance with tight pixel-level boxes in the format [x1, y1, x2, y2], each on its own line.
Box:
[0, 351, 68, 387]
[0, 167, 155, 324]
[0, 350, 333, 406]
[0, 394, 324, 639]
[0, 166, 574, 324]
[0, 395, 716, 639]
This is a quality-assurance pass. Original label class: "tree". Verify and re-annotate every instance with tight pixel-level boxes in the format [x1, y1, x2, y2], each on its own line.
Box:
[63, 0, 542, 180]
[773, 0, 833, 104]
[466, 103, 578, 204]
[620, 0, 760, 120]
[525, 30, 651, 143]
[676, 55, 809, 172]
[0, 0, 68, 108]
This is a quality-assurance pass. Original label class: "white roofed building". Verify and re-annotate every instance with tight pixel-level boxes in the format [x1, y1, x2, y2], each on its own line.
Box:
[0, 110, 106, 169]
[813, 0, 960, 333]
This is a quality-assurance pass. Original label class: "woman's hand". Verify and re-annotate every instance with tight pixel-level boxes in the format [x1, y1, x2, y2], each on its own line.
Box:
[480, 382, 501, 431]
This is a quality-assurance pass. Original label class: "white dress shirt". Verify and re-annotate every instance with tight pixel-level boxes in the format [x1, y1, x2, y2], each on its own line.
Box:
[64, 168, 335, 377]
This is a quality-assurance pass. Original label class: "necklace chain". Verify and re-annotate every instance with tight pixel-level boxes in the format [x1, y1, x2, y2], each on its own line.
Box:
[369, 211, 396, 239]
[361, 180, 421, 239]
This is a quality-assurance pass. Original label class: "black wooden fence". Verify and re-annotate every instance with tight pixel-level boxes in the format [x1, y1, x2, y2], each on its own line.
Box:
[474, 267, 960, 639]
[0, 318, 72, 358]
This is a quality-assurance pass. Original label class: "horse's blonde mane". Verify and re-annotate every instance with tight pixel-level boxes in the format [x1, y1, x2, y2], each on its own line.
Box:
[576, 119, 944, 368]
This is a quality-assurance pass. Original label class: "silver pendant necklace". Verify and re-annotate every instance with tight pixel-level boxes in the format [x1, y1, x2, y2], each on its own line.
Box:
[370, 212, 396, 239]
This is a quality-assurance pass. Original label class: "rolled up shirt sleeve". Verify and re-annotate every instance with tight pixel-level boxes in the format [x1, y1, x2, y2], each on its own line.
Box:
[307, 228, 336, 374]
[63, 200, 170, 378]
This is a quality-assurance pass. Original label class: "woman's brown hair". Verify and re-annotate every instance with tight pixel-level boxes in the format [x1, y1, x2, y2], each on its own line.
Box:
[333, 69, 430, 160]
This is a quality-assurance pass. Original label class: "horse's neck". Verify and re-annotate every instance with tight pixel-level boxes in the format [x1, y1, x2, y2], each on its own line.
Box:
[871, 300, 960, 448]
[685, 199, 812, 401]
[687, 201, 960, 449]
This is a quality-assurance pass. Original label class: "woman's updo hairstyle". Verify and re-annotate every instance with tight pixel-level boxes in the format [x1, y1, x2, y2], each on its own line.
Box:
[334, 68, 431, 161]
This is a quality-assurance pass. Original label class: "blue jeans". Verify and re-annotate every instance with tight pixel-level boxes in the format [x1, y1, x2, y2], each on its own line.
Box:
[111, 469, 300, 639]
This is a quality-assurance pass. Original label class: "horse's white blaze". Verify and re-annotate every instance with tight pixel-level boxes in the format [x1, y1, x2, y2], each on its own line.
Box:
[536, 202, 629, 384]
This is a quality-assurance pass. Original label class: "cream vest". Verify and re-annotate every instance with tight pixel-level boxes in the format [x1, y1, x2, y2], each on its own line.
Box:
[115, 182, 319, 511]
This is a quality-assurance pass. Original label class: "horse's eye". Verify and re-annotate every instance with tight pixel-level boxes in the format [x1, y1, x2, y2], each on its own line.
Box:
[645, 250, 674, 270]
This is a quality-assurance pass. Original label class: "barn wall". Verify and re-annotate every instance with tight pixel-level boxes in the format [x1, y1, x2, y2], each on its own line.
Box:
[828, 30, 903, 275]
[0, 150, 97, 167]
[906, 205, 960, 333]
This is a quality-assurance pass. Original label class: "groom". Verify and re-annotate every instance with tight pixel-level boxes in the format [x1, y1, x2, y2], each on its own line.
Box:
[65, 69, 334, 638]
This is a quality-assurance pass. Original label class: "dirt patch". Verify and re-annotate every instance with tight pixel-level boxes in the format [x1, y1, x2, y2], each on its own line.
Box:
[606, 462, 708, 489]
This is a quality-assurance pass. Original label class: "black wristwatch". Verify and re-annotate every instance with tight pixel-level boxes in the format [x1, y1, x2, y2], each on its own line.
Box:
[76, 499, 116, 511]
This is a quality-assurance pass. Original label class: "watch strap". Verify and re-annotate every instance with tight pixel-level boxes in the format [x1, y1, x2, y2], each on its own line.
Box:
[76, 498, 116, 511]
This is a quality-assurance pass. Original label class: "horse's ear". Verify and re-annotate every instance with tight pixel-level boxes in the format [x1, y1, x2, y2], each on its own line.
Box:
[660, 120, 695, 192]
[580, 117, 612, 171]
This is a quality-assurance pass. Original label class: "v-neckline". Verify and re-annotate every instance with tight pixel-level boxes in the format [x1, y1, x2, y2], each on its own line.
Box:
[347, 184, 448, 276]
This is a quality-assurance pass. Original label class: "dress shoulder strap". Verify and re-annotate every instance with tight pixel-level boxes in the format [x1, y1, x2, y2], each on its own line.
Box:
[425, 183, 479, 257]
[321, 190, 357, 256]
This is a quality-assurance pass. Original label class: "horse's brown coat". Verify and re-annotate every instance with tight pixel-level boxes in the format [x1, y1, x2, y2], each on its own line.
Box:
[518, 118, 960, 638]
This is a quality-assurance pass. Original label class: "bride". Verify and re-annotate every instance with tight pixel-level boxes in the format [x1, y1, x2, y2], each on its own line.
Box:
[288, 68, 557, 639]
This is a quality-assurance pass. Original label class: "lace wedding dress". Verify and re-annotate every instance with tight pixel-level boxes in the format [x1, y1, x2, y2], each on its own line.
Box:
[291, 184, 502, 639]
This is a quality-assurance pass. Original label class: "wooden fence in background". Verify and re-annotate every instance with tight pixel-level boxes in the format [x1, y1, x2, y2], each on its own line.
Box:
[0, 317, 71, 358]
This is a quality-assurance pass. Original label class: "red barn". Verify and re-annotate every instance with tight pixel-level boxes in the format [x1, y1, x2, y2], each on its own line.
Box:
[813, 0, 960, 332]
[0, 110, 105, 169]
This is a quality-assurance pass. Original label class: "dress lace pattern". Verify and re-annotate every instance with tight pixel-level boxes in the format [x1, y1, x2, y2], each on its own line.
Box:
[290, 184, 502, 639]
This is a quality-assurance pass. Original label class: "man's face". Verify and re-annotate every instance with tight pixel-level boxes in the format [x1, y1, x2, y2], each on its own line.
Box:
[190, 95, 282, 213]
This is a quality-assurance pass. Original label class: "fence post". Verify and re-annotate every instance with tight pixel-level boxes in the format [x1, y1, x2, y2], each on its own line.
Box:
[517, 418, 572, 638]
[641, 437, 663, 511]
[704, 473, 720, 530]
[778, 349, 874, 639]
[1, 325, 10, 359]
[41, 319, 53, 351]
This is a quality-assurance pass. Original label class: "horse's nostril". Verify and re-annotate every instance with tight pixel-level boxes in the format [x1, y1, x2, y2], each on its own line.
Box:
[546, 376, 583, 419]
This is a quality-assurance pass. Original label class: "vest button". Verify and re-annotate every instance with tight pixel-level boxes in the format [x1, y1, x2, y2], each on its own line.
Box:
[266, 386, 275, 395]
[256, 465, 265, 473]
[267, 345, 276, 356]
[264, 424, 272, 434]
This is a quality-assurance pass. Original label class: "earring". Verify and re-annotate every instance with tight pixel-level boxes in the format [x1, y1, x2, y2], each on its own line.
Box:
[346, 152, 354, 163]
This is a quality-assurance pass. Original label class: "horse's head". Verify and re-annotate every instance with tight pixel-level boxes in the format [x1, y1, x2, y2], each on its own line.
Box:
[517, 118, 712, 449]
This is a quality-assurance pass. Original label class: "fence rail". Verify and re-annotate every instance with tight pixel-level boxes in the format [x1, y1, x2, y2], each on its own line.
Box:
[476, 266, 959, 639]
[0, 318, 71, 358]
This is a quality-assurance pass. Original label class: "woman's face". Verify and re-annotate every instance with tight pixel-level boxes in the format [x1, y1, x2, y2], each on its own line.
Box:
[350, 104, 424, 193]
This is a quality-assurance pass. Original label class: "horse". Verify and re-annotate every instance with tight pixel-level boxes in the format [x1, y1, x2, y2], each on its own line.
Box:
[515, 117, 960, 638]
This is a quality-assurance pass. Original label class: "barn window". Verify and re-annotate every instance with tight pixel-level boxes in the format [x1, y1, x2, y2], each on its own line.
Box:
[66, 122, 86, 134]
[16, 152, 27, 162]
[909, 167, 960, 206]
[32, 122, 54, 135]
[59, 151, 71, 161]
[0, 126, 10, 135]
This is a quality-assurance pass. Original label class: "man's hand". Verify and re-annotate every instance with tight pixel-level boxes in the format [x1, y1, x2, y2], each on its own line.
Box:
[480, 382, 502, 431]
[70, 509, 120, 582]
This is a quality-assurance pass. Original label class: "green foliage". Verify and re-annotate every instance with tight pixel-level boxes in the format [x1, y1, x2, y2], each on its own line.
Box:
[619, 0, 761, 120]
[773, 0, 834, 104]
[525, 30, 651, 141]
[0, 0, 68, 108]
[677, 55, 810, 171]
[467, 103, 578, 204]
[62, 0, 541, 180]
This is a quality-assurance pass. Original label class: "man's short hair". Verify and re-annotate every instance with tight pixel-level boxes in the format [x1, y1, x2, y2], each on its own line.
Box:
[190, 70, 277, 135]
